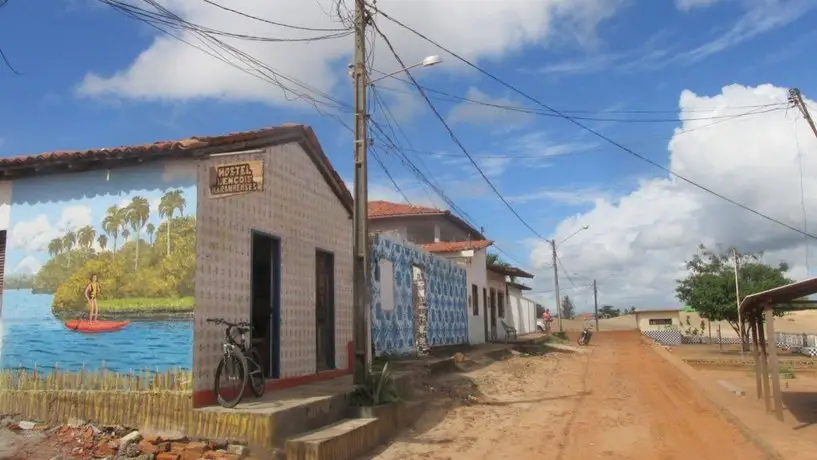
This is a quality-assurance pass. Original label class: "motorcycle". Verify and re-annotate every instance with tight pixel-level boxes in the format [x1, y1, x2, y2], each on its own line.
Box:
[577, 327, 593, 346]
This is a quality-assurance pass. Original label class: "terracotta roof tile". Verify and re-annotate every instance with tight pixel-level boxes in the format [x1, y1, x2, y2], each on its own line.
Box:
[422, 239, 493, 253]
[368, 200, 445, 218]
[0, 124, 354, 216]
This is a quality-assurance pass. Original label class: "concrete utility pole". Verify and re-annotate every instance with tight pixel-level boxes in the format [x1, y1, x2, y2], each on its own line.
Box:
[550, 239, 562, 332]
[352, 0, 370, 384]
[593, 279, 599, 332]
[734, 248, 743, 357]
[790, 88, 817, 142]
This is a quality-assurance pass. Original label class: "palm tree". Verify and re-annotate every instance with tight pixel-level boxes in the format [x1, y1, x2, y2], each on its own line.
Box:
[77, 225, 96, 250]
[158, 190, 186, 256]
[121, 228, 131, 242]
[47, 238, 63, 257]
[102, 206, 124, 252]
[127, 196, 150, 269]
[97, 234, 108, 252]
[62, 231, 76, 265]
[146, 223, 155, 245]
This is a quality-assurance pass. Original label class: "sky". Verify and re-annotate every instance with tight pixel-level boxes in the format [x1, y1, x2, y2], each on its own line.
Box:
[5, 161, 196, 276]
[1, 0, 817, 312]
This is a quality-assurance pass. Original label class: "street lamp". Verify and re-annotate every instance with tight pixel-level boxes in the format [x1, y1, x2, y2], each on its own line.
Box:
[350, 40, 443, 382]
[549, 225, 589, 332]
[349, 55, 443, 84]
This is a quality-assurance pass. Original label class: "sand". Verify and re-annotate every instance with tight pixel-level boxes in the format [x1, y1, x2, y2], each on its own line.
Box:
[369, 331, 765, 460]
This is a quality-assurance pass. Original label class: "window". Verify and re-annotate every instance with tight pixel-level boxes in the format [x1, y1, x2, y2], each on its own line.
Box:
[472, 284, 479, 315]
[379, 259, 395, 312]
[498, 292, 505, 318]
[649, 318, 673, 326]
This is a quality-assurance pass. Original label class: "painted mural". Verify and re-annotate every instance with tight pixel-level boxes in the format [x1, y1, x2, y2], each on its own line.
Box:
[370, 235, 468, 356]
[0, 161, 197, 372]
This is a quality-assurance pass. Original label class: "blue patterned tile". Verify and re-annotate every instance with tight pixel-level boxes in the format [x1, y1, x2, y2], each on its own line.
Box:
[369, 235, 468, 356]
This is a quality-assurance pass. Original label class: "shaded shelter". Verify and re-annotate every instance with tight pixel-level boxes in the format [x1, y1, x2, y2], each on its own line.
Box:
[738, 277, 817, 421]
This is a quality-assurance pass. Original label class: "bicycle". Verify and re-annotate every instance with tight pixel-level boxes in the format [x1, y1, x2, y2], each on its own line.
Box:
[206, 318, 266, 408]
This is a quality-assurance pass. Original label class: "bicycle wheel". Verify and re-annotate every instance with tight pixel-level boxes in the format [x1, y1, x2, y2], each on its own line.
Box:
[214, 352, 248, 408]
[248, 349, 266, 398]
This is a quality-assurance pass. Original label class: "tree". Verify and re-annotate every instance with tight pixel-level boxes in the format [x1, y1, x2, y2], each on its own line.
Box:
[561, 295, 575, 319]
[77, 225, 96, 249]
[102, 206, 124, 253]
[48, 238, 63, 257]
[676, 244, 792, 343]
[486, 252, 518, 283]
[146, 223, 155, 244]
[97, 234, 108, 252]
[62, 231, 76, 266]
[535, 303, 545, 317]
[127, 196, 150, 269]
[159, 189, 186, 256]
[599, 305, 620, 318]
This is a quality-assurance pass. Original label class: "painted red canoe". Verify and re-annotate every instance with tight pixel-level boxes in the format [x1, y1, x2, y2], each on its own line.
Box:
[64, 320, 130, 333]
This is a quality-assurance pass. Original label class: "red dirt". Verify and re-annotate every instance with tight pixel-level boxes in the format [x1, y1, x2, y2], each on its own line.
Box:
[372, 331, 767, 459]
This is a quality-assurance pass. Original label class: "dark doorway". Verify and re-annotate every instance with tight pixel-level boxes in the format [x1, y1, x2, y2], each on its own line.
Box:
[251, 231, 281, 379]
[482, 287, 488, 342]
[315, 250, 336, 371]
[490, 288, 498, 341]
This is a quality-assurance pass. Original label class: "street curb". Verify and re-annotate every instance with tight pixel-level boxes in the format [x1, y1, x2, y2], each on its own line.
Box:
[641, 338, 782, 460]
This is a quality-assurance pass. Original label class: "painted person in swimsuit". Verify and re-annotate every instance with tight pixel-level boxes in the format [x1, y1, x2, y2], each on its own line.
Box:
[84, 274, 101, 321]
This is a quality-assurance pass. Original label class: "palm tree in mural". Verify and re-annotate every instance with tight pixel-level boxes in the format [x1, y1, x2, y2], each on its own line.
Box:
[62, 231, 76, 266]
[97, 234, 108, 252]
[77, 225, 96, 250]
[47, 238, 63, 257]
[158, 190, 186, 256]
[121, 228, 131, 243]
[127, 196, 150, 269]
[102, 206, 124, 253]
[146, 223, 155, 245]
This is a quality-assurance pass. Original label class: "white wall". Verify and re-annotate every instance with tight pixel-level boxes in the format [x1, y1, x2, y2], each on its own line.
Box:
[437, 248, 488, 345]
[507, 286, 536, 335]
[0, 181, 11, 232]
[636, 311, 681, 331]
[487, 270, 506, 340]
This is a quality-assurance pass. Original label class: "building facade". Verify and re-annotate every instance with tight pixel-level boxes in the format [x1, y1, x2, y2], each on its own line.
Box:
[369, 234, 468, 357]
[506, 282, 536, 335]
[0, 125, 354, 408]
[636, 309, 682, 346]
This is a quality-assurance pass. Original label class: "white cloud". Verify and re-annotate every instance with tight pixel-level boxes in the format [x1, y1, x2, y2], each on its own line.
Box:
[447, 87, 534, 130]
[76, 0, 623, 106]
[10, 205, 93, 253]
[675, 0, 722, 11]
[14, 256, 42, 275]
[528, 83, 815, 310]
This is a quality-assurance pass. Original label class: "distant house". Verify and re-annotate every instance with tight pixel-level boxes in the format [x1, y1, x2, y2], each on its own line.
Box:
[368, 201, 534, 344]
[635, 309, 682, 346]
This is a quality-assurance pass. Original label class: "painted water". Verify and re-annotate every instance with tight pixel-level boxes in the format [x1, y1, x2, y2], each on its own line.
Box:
[0, 289, 192, 372]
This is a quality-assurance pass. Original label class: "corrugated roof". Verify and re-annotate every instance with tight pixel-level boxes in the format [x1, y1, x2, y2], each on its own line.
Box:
[0, 124, 354, 216]
[422, 239, 493, 253]
[739, 277, 817, 315]
[487, 263, 534, 279]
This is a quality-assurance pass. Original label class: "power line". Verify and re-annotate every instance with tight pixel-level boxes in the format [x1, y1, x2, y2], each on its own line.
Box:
[370, 4, 817, 242]
[201, 0, 350, 32]
[371, 78, 789, 123]
[369, 18, 550, 242]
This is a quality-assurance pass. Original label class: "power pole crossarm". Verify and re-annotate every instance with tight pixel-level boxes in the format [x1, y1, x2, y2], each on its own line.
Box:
[790, 88, 817, 142]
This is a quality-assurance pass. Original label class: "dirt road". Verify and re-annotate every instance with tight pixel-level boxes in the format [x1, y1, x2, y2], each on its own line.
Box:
[370, 331, 766, 460]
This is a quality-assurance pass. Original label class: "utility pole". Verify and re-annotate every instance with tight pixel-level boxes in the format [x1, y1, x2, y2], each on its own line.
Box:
[790, 88, 817, 142]
[550, 239, 562, 332]
[734, 248, 743, 357]
[593, 279, 599, 332]
[352, 0, 370, 384]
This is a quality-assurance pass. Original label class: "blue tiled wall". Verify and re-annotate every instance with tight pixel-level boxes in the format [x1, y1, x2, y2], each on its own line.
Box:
[370, 236, 468, 356]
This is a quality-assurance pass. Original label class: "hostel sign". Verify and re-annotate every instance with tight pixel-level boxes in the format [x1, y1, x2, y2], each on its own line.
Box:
[209, 160, 264, 198]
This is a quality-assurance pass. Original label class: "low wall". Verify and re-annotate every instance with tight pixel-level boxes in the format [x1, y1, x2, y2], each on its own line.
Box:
[641, 330, 682, 346]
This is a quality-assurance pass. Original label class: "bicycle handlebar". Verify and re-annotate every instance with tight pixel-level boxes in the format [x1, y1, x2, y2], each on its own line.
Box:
[206, 318, 250, 328]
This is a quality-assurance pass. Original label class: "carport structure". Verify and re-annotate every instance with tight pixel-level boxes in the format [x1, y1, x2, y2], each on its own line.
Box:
[739, 277, 817, 421]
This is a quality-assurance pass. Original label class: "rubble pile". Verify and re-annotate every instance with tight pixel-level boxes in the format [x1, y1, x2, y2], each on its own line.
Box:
[1, 416, 257, 460]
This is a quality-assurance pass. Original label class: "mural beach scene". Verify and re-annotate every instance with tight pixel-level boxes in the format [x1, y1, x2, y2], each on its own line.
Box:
[0, 162, 197, 373]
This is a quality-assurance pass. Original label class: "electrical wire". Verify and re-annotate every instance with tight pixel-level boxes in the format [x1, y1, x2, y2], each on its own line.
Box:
[201, 0, 351, 32]
[371, 76, 789, 123]
[369, 18, 551, 242]
[369, 4, 817, 242]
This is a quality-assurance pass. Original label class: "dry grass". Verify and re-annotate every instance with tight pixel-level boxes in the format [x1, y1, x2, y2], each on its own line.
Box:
[0, 367, 192, 392]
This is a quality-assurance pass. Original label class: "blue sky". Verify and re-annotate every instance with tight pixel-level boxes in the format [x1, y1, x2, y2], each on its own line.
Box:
[1, 0, 816, 309]
[5, 161, 196, 275]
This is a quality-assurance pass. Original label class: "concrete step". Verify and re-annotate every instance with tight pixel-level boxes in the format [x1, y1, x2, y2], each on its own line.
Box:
[284, 418, 379, 460]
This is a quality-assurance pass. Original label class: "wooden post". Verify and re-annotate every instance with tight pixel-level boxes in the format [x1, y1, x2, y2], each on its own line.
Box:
[765, 305, 784, 421]
[750, 316, 762, 400]
[758, 318, 772, 413]
[708, 319, 712, 344]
